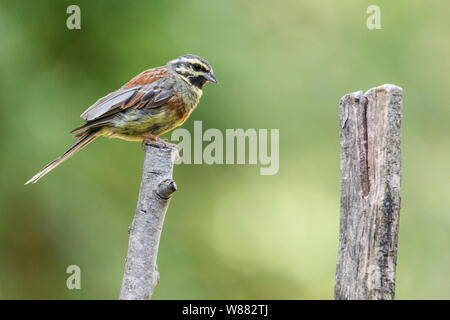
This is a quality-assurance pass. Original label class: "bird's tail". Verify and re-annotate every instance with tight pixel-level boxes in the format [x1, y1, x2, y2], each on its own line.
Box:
[25, 131, 99, 185]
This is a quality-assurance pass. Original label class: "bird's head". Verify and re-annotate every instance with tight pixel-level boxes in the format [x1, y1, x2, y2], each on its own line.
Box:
[167, 54, 218, 89]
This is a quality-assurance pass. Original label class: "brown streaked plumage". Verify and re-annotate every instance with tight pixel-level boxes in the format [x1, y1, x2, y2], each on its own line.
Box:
[26, 54, 217, 184]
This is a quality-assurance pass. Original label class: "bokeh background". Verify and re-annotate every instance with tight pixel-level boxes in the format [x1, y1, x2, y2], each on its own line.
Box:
[0, 0, 449, 299]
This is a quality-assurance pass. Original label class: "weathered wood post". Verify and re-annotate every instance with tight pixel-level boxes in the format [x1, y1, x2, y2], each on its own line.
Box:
[334, 84, 402, 300]
[119, 141, 177, 300]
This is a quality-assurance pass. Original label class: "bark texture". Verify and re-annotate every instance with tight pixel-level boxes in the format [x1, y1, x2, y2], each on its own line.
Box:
[119, 141, 177, 300]
[335, 84, 402, 300]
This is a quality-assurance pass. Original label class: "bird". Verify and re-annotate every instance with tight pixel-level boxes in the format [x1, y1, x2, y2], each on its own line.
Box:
[25, 54, 218, 184]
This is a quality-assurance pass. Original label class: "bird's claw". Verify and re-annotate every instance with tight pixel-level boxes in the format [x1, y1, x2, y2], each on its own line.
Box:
[160, 139, 178, 149]
[141, 137, 178, 150]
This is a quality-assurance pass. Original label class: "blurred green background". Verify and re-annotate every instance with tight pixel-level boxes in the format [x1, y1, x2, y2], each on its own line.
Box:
[0, 0, 449, 299]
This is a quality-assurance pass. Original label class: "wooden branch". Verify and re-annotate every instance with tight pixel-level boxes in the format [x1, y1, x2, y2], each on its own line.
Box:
[335, 84, 402, 300]
[119, 141, 177, 300]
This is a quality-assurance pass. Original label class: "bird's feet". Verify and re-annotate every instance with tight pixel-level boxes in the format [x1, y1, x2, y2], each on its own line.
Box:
[141, 134, 178, 150]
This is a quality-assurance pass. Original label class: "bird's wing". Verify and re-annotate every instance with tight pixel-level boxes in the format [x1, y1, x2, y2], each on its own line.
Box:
[80, 67, 173, 121]
[79, 86, 139, 121]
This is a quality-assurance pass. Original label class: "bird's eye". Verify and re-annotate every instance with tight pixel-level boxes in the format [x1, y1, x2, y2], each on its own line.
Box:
[193, 64, 202, 72]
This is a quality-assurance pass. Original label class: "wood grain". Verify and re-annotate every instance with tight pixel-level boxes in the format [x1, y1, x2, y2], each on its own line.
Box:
[119, 141, 177, 300]
[335, 84, 402, 300]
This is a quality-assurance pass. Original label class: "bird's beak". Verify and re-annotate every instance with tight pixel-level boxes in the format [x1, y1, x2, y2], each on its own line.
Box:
[204, 71, 218, 83]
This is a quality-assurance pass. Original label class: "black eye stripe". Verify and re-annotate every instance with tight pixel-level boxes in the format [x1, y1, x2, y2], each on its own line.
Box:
[193, 63, 208, 72]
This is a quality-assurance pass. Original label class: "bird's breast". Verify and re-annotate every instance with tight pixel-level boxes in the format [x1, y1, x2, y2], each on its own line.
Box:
[175, 77, 203, 110]
[105, 103, 189, 141]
